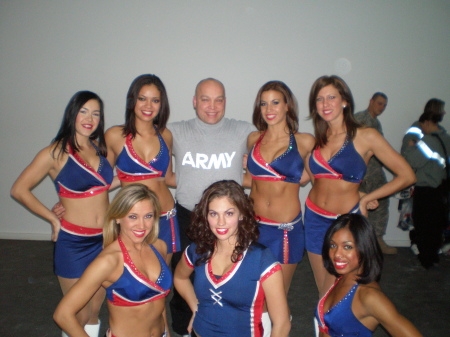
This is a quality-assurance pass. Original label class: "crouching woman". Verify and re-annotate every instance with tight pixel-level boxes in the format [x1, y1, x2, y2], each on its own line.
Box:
[54, 183, 172, 337]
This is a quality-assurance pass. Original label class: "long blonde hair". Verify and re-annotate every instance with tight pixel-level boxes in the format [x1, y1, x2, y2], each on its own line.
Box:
[103, 183, 161, 247]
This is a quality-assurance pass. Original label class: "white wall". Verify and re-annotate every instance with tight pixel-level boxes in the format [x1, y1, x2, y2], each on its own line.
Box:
[1, 0, 449, 244]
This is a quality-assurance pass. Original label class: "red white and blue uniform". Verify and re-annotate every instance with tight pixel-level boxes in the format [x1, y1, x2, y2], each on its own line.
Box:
[184, 242, 281, 337]
[116, 130, 181, 253]
[106, 236, 172, 306]
[159, 208, 181, 254]
[116, 130, 170, 181]
[316, 279, 373, 337]
[308, 138, 366, 184]
[256, 212, 304, 264]
[54, 142, 113, 198]
[305, 198, 360, 254]
[54, 142, 113, 278]
[248, 132, 305, 264]
[305, 138, 365, 254]
[247, 132, 303, 183]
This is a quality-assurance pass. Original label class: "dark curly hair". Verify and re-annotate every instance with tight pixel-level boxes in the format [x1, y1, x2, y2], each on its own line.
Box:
[187, 180, 259, 265]
[322, 213, 383, 284]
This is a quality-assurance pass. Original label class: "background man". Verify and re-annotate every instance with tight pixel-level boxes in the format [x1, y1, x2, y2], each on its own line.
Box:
[355, 92, 398, 254]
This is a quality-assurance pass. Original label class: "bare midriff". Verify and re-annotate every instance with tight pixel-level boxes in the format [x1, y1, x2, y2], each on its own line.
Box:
[250, 180, 301, 222]
[308, 178, 360, 214]
[108, 298, 166, 337]
[61, 191, 109, 229]
[121, 178, 175, 212]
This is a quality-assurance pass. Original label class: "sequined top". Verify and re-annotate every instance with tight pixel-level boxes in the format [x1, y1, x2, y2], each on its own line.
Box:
[309, 138, 367, 183]
[54, 142, 113, 198]
[316, 279, 373, 337]
[247, 132, 303, 183]
[116, 127, 170, 181]
[106, 237, 172, 306]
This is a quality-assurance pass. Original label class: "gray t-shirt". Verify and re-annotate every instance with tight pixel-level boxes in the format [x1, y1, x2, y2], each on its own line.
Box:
[169, 117, 255, 210]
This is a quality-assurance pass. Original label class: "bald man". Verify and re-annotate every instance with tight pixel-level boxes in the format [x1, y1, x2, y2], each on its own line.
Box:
[168, 78, 255, 336]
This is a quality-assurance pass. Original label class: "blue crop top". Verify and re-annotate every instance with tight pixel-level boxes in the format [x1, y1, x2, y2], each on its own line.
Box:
[116, 129, 170, 182]
[316, 280, 373, 337]
[106, 237, 172, 307]
[54, 143, 113, 198]
[247, 133, 303, 183]
[309, 138, 366, 183]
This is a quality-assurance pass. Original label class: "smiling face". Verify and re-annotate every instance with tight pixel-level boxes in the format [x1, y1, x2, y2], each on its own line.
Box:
[193, 79, 226, 124]
[134, 84, 161, 123]
[329, 226, 361, 276]
[118, 199, 155, 245]
[207, 196, 242, 243]
[260, 90, 288, 126]
[315, 85, 347, 124]
[368, 96, 387, 118]
[75, 99, 101, 138]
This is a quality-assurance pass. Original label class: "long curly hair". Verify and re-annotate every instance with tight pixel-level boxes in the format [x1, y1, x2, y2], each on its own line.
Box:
[187, 180, 259, 265]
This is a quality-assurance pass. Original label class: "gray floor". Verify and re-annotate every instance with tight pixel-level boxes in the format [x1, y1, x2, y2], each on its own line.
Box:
[1, 239, 449, 336]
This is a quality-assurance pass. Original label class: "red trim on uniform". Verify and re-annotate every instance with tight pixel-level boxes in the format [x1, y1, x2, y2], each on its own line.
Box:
[169, 216, 176, 252]
[250, 132, 286, 182]
[317, 277, 341, 334]
[58, 184, 110, 198]
[311, 147, 343, 180]
[252, 283, 266, 337]
[161, 209, 177, 253]
[283, 230, 289, 264]
[116, 168, 160, 182]
[60, 219, 103, 235]
[184, 249, 194, 268]
[306, 197, 339, 217]
[208, 256, 241, 284]
[261, 263, 281, 283]
[110, 291, 168, 307]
